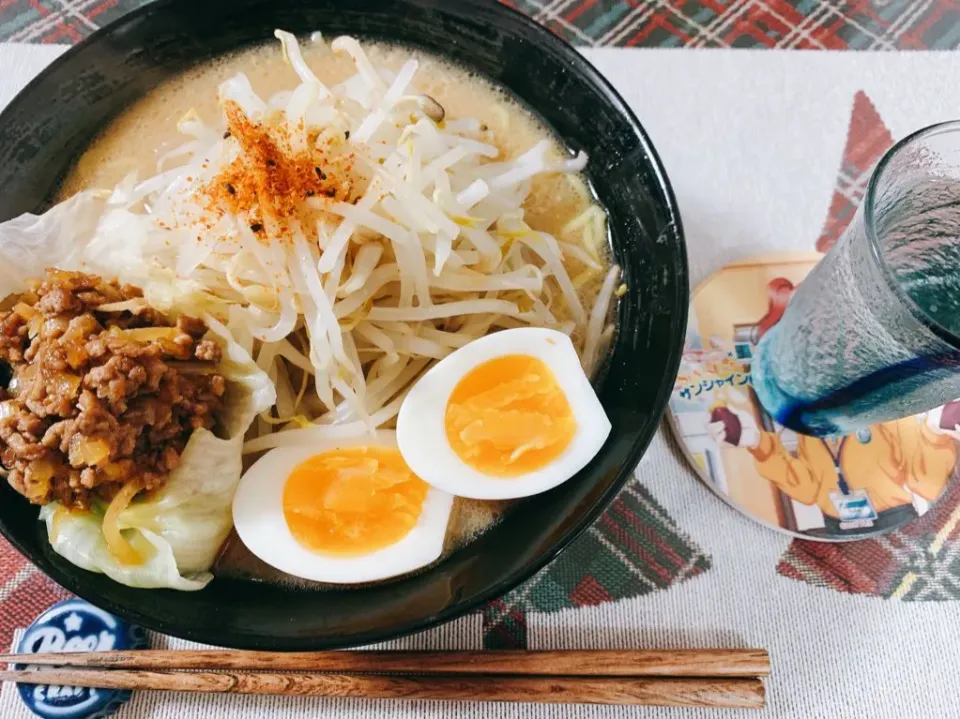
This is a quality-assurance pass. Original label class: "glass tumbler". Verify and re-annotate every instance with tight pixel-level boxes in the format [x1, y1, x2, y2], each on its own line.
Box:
[753, 121, 960, 437]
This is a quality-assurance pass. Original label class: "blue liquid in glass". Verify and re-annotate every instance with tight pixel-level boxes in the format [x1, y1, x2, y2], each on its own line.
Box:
[753, 327, 960, 437]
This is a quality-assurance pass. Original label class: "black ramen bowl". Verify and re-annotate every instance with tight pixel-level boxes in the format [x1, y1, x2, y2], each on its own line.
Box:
[0, 0, 686, 649]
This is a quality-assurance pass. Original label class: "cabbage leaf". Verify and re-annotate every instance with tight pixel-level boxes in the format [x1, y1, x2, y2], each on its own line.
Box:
[0, 187, 277, 591]
[39, 318, 274, 590]
[0, 191, 107, 297]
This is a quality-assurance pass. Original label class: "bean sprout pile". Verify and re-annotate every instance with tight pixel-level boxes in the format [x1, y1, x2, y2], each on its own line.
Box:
[88, 31, 621, 452]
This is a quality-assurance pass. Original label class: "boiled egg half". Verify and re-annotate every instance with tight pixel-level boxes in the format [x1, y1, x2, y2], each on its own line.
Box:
[396, 327, 611, 500]
[232, 431, 453, 583]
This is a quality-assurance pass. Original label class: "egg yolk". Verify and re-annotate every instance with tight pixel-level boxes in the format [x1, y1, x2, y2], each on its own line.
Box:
[282, 446, 428, 556]
[444, 354, 577, 477]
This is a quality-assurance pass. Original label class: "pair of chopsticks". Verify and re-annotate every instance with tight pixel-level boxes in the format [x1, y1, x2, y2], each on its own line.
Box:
[0, 648, 769, 708]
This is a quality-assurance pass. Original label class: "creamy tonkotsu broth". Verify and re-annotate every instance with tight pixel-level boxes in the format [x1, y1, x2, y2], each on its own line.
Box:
[58, 38, 616, 588]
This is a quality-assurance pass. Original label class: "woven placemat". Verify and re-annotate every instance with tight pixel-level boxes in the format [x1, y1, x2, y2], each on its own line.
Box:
[4, 9, 960, 717]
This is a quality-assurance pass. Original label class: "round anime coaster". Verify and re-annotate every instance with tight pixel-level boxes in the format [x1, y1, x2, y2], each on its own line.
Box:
[667, 252, 957, 541]
[15, 599, 147, 719]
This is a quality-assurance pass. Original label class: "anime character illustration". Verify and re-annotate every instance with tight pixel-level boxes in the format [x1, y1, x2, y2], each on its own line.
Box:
[670, 254, 960, 539]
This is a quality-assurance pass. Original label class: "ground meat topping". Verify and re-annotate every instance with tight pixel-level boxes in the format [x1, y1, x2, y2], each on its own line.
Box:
[0, 269, 226, 509]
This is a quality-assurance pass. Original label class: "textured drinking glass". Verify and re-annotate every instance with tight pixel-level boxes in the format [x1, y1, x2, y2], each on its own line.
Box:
[753, 121, 960, 437]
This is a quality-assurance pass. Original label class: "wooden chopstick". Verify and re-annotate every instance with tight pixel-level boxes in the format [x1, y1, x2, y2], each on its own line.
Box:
[0, 648, 770, 678]
[0, 669, 766, 708]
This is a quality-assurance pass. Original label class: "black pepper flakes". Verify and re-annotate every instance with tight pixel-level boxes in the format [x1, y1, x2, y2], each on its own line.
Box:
[223, 131, 231, 139]
[266, 159, 277, 167]
[315, 167, 326, 181]
[324, 188, 337, 198]
[226, 183, 236, 195]
[344, 130, 350, 140]
[305, 190, 315, 197]
[250, 223, 264, 233]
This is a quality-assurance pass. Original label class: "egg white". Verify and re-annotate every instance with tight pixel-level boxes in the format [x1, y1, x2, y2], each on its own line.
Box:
[396, 327, 612, 500]
[232, 430, 454, 583]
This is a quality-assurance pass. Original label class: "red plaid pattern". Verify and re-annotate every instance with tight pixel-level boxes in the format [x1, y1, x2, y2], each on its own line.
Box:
[2, 1, 960, 48]
[779, 476, 960, 600]
[0, 538, 68, 654]
[816, 91, 893, 252]
[507, 0, 960, 49]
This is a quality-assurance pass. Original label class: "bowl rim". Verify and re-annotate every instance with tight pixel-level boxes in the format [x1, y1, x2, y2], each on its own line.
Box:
[0, 0, 688, 649]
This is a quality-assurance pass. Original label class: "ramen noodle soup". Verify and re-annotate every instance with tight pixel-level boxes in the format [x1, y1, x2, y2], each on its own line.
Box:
[0, 31, 619, 590]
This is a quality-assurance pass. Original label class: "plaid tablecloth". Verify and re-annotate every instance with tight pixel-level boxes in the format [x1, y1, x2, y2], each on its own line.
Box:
[3, 3, 960, 718]
[0, 0, 958, 48]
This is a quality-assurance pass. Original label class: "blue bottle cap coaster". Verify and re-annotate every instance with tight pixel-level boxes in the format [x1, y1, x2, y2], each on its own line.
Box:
[16, 599, 147, 719]
[667, 252, 955, 542]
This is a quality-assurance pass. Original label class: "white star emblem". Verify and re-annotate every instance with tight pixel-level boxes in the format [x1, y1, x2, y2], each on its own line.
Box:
[63, 613, 83, 633]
